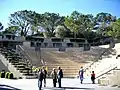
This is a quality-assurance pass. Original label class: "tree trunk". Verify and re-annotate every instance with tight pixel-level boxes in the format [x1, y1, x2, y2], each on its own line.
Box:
[74, 32, 77, 47]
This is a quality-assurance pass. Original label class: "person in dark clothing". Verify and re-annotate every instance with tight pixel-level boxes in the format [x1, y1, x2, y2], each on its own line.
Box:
[91, 71, 95, 84]
[42, 66, 47, 87]
[79, 67, 84, 84]
[38, 69, 44, 90]
[57, 66, 63, 88]
[1, 70, 5, 78]
[51, 68, 57, 87]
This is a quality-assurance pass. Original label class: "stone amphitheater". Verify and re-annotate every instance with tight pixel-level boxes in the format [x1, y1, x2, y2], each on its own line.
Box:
[1, 35, 120, 87]
[20, 42, 114, 78]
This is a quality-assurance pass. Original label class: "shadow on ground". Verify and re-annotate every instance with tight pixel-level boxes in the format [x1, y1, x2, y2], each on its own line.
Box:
[43, 87, 94, 90]
[0, 84, 21, 90]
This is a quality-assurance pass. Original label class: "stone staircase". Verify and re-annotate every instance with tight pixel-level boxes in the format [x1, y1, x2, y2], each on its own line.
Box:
[42, 51, 84, 77]
[98, 68, 120, 86]
[98, 57, 120, 86]
[21, 44, 111, 78]
[84, 43, 120, 87]
[22, 48, 84, 78]
[0, 47, 36, 79]
[22, 43, 97, 77]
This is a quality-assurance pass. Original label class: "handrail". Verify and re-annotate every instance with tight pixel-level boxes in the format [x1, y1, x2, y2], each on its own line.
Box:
[16, 45, 33, 67]
[95, 61, 118, 79]
[18, 45, 45, 66]
[84, 48, 109, 71]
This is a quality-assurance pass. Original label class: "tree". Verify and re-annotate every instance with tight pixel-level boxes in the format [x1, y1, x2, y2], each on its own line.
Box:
[41, 12, 64, 37]
[0, 22, 3, 31]
[64, 11, 94, 39]
[95, 12, 116, 23]
[105, 18, 120, 38]
[9, 10, 39, 36]
[54, 25, 67, 38]
[94, 12, 117, 39]
[80, 14, 95, 39]
[64, 11, 81, 38]
[95, 12, 116, 31]
[3, 26, 19, 34]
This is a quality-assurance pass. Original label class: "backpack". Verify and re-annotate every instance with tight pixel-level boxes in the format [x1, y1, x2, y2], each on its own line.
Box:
[38, 71, 44, 81]
[60, 69, 63, 78]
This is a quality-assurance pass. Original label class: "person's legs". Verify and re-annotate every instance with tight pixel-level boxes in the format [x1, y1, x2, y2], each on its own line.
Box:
[80, 79, 83, 84]
[91, 77, 95, 84]
[53, 79, 56, 87]
[58, 78, 61, 88]
[38, 80, 42, 90]
[44, 78, 46, 87]
[38, 80, 40, 88]
[54, 82, 56, 87]
[39, 80, 42, 90]
[80, 77, 83, 84]
[91, 79, 93, 84]
[93, 79, 95, 84]
[53, 79, 55, 87]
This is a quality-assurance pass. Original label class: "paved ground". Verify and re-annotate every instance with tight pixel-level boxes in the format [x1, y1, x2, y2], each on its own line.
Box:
[0, 78, 120, 90]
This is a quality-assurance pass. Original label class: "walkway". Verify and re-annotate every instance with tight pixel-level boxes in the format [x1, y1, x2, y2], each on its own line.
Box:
[0, 78, 120, 90]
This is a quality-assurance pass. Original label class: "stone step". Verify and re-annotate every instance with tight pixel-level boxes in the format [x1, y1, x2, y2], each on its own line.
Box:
[98, 78, 109, 86]
[46, 64, 81, 67]
[12, 62, 27, 66]
[17, 67, 31, 70]
[46, 66, 81, 68]
[22, 73, 34, 76]
[14, 65, 26, 68]
[19, 70, 30, 73]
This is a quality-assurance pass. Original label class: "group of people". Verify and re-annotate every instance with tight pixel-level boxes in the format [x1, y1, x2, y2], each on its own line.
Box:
[38, 66, 63, 90]
[79, 67, 96, 84]
[38, 66, 95, 90]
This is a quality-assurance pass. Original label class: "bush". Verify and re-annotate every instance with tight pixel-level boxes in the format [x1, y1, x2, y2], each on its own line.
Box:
[8, 73, 14, 79]
[5, 72, 10, 78]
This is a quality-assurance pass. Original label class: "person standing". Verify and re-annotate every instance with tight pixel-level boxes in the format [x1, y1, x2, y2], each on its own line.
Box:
[91, 71, 95, 84]
[38, 69, 44, 90]
[42, 66, 47, 87]
[57, 66, 63, 88]
[79, 67, 84, 84]
[51, 68, 57, 87]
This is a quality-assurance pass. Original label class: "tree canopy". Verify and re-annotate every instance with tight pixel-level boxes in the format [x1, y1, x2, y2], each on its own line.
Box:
[9, 10, 36, 36]
[0, 22, 3, 31]
[1, 10, 119, 40]
[54, 25, 68, 38]
[105, 18, 120, 38]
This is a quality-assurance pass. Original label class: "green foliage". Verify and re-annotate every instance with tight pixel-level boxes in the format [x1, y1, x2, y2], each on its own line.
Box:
[64, 11, 81, 33]
[64, 11, 94, 39]
[94, 12, 117, 39]
[9, 10, 38, 36]
[8, 11, 65, 37]
[0, 22, 3, 31]
[95, 12, 116, 22]
[55, 25, 67, 38]
[105, 19, 120, 38]
[3, 26, 19, 34]
[40, 12, 64, 37]
[6, 10, 120, 40]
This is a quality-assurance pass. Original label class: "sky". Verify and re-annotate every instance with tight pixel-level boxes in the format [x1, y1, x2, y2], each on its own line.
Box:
[0, 0, 120, 28]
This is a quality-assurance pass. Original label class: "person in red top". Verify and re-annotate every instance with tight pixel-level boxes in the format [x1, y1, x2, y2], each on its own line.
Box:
[91, 71, 95, 84]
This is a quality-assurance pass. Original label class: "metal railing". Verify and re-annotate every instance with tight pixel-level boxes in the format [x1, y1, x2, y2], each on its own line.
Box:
[96, 55, 120, 79]
[16, 45, 33, 69]
[96, 61, 118, 79]
[84, 48, 109, 71]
